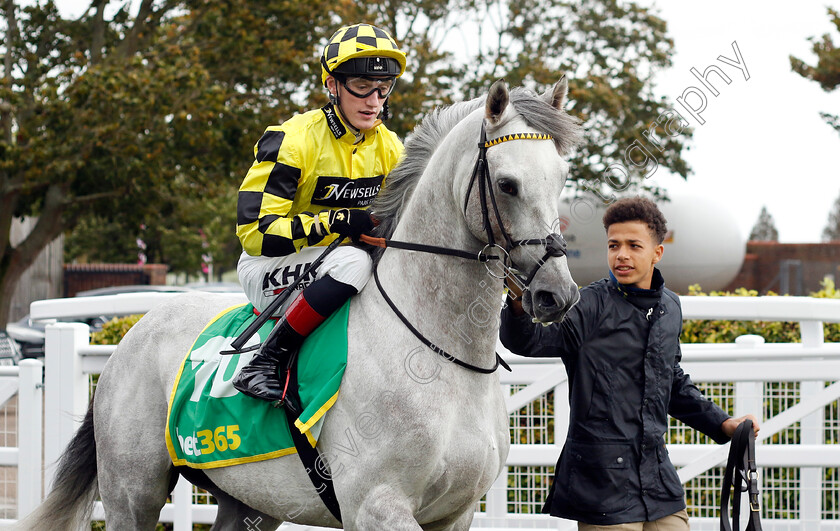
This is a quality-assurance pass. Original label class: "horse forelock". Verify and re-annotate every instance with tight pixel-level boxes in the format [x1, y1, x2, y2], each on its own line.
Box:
[370, 86, 583, 264]
[507, 87, 584, 156]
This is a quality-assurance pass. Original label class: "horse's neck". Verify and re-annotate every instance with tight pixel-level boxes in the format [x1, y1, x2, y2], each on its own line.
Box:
[374, 148, 505, 361]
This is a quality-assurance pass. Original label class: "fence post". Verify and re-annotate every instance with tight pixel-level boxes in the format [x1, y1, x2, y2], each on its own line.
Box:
[17, 359, 43, 519]
[485, 383, 509, 520]
[485, 466, 508, 520]
[734, 335, 764, 523]
[172, 475, 193, 530]
[554, 381, 569, 449]
[44, 322, 90, 492]
[800, 320, 825, 528]
[734, 336, 765, 421]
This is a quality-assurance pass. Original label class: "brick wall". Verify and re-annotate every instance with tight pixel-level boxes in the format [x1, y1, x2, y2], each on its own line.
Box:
[723, 241, 840, 295]
[63, 263, 169, 297]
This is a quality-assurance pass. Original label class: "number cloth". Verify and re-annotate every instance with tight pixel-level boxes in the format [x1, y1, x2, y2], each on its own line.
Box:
[165, 301, 350, 468]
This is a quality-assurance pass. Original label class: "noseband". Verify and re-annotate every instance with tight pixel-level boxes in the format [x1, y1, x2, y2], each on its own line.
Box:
[365, 119, 569, 374]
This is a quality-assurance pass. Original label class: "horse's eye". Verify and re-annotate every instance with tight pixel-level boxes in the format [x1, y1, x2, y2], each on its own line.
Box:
[498, 179, 518, 196]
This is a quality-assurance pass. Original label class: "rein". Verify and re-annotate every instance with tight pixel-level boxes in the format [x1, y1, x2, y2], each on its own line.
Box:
[373, 267, 510, 374]
[720, 419, 763, 531]
[359, 234, 500, 263]
[366, 120, 566, 375]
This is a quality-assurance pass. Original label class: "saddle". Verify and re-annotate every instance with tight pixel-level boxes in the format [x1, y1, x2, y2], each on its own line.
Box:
[719, 419, 762, 531]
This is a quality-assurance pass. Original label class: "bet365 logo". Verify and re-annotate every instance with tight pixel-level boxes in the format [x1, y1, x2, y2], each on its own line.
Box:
[176, 425, 241, 457]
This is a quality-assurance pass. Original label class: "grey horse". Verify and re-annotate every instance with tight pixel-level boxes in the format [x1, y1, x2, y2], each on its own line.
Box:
[17, 78, 582, 530]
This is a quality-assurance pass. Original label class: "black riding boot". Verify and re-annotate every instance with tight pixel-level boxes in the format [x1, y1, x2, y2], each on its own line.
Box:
[232, 319, 304, 402]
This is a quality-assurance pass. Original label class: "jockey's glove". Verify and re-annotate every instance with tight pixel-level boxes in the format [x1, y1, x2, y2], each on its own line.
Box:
[327, 208, 374, 243]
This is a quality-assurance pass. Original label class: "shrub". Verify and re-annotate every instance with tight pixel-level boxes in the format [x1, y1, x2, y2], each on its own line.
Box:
[90, 314, 144, 345]
[681, 279, 840, 344]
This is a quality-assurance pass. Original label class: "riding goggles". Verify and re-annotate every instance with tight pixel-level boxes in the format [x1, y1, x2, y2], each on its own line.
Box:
[341, 75, 397, 99]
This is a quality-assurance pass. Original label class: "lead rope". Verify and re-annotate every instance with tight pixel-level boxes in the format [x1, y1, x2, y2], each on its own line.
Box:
[720, 419, 762, 531]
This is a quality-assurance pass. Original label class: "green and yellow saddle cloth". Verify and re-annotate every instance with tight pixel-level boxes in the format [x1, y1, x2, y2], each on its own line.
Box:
[165, 301, 349, 468]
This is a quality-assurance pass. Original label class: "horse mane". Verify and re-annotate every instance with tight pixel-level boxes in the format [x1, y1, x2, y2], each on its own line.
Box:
[370, 86, 583, 263]
[370, 98, 483, 247]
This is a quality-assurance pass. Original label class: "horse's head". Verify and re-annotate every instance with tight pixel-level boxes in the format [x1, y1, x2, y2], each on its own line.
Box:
[462, 78, 583, 323]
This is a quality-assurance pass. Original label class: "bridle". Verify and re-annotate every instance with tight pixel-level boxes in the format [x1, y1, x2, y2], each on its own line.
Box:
[462, 121, 569, 286]
[364, 120, 570, 374]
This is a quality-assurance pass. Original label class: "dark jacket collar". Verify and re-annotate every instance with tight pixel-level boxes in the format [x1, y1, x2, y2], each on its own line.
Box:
[609, 267, 665, 299]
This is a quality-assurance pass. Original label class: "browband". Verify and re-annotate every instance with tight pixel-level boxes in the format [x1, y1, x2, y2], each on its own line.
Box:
[483, 132, 553, 148]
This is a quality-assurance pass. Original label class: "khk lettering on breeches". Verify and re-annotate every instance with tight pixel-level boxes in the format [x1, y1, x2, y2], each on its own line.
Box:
[237, 245, 373, 316]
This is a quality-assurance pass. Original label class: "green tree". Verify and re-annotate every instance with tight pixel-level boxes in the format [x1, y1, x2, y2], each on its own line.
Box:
[0, 0, 337, 327]
[749, 206, 779, 242]
[460, 0, 690, 188]
[790, 7, 840, 135]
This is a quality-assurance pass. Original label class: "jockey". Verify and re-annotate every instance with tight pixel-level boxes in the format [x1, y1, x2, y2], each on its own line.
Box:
[233, 23, 406, 402]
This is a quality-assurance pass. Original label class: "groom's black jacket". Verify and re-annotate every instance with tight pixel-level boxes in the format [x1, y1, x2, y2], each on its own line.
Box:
[499, 269, 730, 525]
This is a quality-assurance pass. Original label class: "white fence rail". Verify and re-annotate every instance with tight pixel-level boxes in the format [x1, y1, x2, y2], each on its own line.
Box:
[4, 293, 840, 530]
[0, 360, 43, 525]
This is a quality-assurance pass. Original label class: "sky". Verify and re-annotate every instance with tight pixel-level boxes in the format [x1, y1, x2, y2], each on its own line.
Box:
[50, 0, 839, 242]
[639, 0, 840, 243]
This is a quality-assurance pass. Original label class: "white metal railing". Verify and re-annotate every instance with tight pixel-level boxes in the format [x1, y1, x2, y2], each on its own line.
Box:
[16, 293, 840, 530]
[0, 360, 43, 524]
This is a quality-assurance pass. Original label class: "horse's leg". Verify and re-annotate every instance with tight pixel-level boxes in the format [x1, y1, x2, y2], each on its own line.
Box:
[178, 467, 283, 531]
[422, 510, 475, 531]
[95, 432, 175, 529]
[210, 490, 282, 531]
[94, 337, 178, 528]
[346, 486, 423, 530]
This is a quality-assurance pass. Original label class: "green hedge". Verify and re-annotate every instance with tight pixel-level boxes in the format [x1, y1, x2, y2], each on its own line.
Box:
[681, 279, 840, 344]
[90, 314, 143, 345]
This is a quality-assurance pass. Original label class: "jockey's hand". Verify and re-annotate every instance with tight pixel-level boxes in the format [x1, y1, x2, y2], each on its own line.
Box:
[327, 208, 374, 243]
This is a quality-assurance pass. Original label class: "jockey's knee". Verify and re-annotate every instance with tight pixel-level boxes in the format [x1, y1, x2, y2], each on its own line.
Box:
[316, 246, 373, 292]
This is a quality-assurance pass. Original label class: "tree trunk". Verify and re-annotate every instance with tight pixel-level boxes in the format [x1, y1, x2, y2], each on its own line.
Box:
[0, 185, 66, 329]
[0, 260, 24, 329]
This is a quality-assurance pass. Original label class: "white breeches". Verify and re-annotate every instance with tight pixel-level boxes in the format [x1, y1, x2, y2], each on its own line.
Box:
[237, 245, 373, 316]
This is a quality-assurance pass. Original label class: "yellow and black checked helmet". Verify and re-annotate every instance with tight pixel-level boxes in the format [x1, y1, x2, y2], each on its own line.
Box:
[321, 23, 407, 87]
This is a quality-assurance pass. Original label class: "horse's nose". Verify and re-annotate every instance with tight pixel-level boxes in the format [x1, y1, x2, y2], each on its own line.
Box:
[533, 285, 579, 322]
[535, 290, 561, 310]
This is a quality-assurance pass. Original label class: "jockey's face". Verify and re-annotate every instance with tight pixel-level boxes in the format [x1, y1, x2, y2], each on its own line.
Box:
[326, 75, 390, 131]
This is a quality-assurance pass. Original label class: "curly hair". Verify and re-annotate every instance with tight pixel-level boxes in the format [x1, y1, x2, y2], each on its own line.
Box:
[602, 197, 668, 244]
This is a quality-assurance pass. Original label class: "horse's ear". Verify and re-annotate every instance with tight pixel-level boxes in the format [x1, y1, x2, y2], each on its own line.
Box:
[485, 79, 509, 125]
[543, 75, 569, 110]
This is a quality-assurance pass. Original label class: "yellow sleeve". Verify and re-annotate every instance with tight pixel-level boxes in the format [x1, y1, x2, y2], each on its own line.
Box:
[235, 127, 329, 257]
